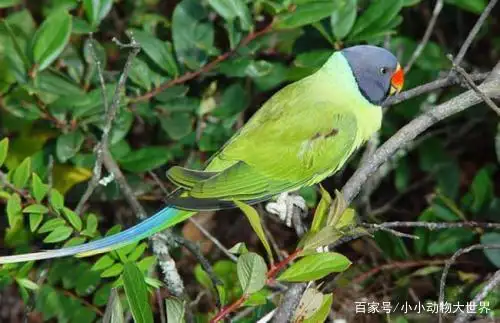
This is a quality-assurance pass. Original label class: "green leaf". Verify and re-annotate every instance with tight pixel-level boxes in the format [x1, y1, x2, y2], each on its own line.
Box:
[127, 243, 148, 262]
[16, 278, 39, 290]
[62, 207, 83, 231]
[208, 0, 252, 30]
[119, 147, 171, 173]
[43, 225, 74, 243]
[122, 263, 154, 323]
[31, 9, 72, 71]
[29, 213, 43, 232]
[102, 288, 124, 323]
[293, 288, 326, 322]
[165, 297, 186, 323]
[132, 29, 178, 76]
[6, 193, 22, 227]
[172, 0, 216, 69]
[445, 0, 487, 14]
[23, 204, 49, 214]
[481, 233, 500, 268]
[330, 0, 357, 40]
[0, 138, 9, 167]
[49, 189, 64, 211]
[85, 213, 99, 235]
[234, 200, 274, 264]
[0, 0, 21, 8]
[159, 113, 193, 140]
[101, 263, 124, 278]
[38, 218, 66, 233]
[31, 173, 49, 202]
[83, 0, 113, 27]
[92, 255, 115, 271]
[56, 130, 85, 162]
[228, 242, 248, 255]
[237, 252, 267, 294]
[310, 185, 331, 233]
[303, 292, 333, 323]
[301, 226, 343, 251]
[13, 157, 31, 189]
[278, 252, 351, 282]
[275, 1, 335, 29]
[470, 168, 493, 212]
[349, 0, 403, 41]
[496, 123, 500, 164]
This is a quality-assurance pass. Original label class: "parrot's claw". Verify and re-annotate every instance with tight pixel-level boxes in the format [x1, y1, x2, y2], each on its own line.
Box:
[265, 192, 308, 230]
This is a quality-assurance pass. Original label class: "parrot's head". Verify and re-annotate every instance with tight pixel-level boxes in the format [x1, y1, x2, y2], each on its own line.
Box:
[341, 45, 404, 105]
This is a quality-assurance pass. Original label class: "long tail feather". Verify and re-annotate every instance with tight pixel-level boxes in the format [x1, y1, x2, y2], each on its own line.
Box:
[0, 206, 194, 264]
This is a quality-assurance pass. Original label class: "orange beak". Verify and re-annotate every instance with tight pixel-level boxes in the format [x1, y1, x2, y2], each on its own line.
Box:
[390, 63, 404, 95]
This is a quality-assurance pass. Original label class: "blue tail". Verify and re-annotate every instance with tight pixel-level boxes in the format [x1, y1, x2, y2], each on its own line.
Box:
[0, 206, 194, 264]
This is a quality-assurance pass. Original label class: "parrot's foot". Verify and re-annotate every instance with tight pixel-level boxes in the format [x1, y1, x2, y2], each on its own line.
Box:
[266, 192, 308, 235]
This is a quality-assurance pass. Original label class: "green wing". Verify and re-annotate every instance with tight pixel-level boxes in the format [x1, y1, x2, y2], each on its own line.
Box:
[167, 75, 360, 203]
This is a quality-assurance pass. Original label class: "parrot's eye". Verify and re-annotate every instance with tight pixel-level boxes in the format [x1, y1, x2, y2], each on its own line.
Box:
[379, 67, 388, 75]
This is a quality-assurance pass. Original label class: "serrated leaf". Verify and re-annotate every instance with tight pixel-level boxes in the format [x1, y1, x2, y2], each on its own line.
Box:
[165, 297, 186, 323]
[23, 204, 49, 214]
[62, 207, 82, 231]
[43, 225, 73, 243]
[278, 252, 351, 282]
[237, 252, 267, 294]
[29, 213, 43, 232]
[31, 9, 72, 71]
[235, 200, 274, 264]
[31, 173, 48, 202]
[13, 157, 31, 189]
[122, 263, 154, 323]
[0, 138, 9, 167]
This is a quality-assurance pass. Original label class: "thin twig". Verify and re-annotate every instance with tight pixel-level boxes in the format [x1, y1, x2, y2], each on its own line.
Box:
[75, 34, 140, 215]
[383, 72, 488, 107]
[404, 0, 444, 73]
[188, 218, 238, 262]
[353, 259, 447, 285]
[363, 221, 500, 231]
[452, 0, 498, 67]
[439, 244, 500, 323]
[451, 61, 500, 116]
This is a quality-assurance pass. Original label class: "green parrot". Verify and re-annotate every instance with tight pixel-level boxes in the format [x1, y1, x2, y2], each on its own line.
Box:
[0, 45, 404, 264]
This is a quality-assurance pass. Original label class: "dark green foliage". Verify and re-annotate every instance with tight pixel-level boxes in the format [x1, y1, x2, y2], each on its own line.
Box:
[0, 0, 499, 322]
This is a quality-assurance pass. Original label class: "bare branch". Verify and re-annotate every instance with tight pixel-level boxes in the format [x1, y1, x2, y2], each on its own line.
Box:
[404, 0, 444, 73]
[452, 0, 498, 67]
